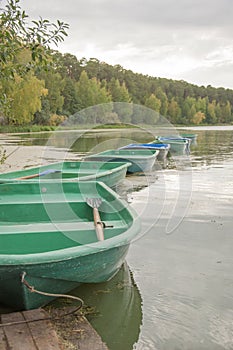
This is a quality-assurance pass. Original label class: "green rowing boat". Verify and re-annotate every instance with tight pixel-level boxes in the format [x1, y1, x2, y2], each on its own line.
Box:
[152, 137, 190, 154]
[0, 181, 140, 310]
[0, 161, 130, 188]
[85, 149, 159, 173]
[180, 133, 198, 144]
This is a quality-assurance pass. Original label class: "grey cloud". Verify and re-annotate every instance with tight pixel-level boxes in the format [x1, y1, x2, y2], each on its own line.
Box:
[22, 0, 233, 44]
[183, 61, 233, 89]
[78, 0, 232, 29]
[20, 0, 233, 88]
[23, 0, 233, 29]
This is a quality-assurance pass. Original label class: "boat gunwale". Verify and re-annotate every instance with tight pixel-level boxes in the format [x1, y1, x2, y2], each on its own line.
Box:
[0, 181, 141, 265]
[85, 149, 159, 161]
[0, 161, 131, 183]
[119, 143, 171, 150]
[0, 218, 140, 265]
[156, 137, 189, 144]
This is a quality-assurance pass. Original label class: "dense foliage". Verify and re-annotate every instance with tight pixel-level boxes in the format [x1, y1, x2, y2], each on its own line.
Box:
[0, 0, 68, 124]
[1, 1, 233, 126]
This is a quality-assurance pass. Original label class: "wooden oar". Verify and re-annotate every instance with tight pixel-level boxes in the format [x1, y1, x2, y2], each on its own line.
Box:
[16, 169, 61, 180]
[86, 198, 104, 241]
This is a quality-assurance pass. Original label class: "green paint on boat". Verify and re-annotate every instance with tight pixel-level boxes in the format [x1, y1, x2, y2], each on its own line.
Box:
[152, 138, 189, 154]
[180, 133, 197, 140]
[0, 181, 140, 310]
[85, 149, 159, 173]
[0, 161, 130, 188]
[180, 133, 198, 144]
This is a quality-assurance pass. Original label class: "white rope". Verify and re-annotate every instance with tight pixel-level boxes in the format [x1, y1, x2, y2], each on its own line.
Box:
[0, 272, 84, 328]
[21, 271, 84, 305]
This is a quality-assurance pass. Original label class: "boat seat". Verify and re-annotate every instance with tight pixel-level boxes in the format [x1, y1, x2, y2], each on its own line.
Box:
[0, 220, 126, 234]
[0, 193, 104, 204]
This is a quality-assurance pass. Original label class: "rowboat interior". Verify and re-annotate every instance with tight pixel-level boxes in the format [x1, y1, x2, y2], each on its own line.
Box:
[0, 181, 135, 255]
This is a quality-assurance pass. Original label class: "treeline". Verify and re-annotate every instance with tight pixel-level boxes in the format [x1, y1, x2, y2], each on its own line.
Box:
[1, 0, 233, 127]
[1, 52, 233, 126]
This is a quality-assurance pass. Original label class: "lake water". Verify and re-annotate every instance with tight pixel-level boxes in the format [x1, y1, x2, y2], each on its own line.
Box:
[0, 126, 233, 350]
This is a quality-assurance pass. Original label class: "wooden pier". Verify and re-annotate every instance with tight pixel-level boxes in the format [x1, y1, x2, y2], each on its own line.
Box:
[0, 308, 108, 350]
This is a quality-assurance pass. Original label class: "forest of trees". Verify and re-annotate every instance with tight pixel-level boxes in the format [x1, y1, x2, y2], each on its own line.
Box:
[1, 1, 233, 127]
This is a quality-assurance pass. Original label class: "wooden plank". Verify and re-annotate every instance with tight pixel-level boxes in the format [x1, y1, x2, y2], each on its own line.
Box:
[22, 309, 61, 350]
[52, 308, 108, 350]
[0, 326, 7, 350]
[1, 308, 108, 350]
[75, 315, 109, 350]
[1, 312, 36, 350]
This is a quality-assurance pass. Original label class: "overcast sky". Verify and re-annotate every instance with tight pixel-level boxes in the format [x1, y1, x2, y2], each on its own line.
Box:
[19, 0, 233, 89]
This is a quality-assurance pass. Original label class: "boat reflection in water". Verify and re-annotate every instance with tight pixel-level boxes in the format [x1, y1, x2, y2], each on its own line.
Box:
[53, 262, 142, 350]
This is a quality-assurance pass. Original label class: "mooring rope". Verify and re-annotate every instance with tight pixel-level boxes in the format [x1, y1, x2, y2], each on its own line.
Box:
[0, 272, 84, 328]
[21, 272, 84, 303]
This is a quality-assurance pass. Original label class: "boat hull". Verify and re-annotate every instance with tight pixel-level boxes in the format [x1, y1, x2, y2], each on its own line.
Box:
[153, 138, 190, 155]
[181, 133, 198, 145]
[119, 143, 170, 162]
[0, 244, 129, 310]
[0, 181, 140, 310]
[85, 149, 159, 173]
[0, 161, 130, 188]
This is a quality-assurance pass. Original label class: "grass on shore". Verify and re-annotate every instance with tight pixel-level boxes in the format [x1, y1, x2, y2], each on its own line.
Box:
[0, 123, 136, 134]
